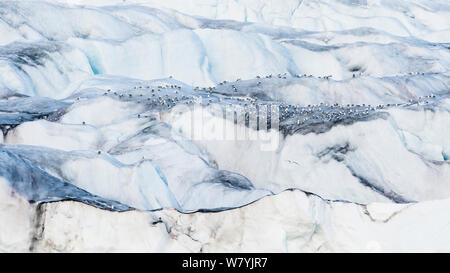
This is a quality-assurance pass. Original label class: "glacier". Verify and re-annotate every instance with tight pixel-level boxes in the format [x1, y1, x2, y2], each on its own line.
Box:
[0, 0, 449, 252]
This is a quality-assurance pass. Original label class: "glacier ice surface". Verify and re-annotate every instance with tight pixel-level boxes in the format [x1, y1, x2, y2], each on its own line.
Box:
[0, 0, 449, 252]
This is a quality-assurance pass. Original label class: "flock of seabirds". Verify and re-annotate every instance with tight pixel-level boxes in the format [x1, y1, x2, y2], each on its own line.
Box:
[84, 71, 442, 134]
[0, 71, 443, 138]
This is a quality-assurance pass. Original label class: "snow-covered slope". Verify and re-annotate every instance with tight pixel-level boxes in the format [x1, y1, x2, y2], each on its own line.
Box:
[0, 0, 449, 252]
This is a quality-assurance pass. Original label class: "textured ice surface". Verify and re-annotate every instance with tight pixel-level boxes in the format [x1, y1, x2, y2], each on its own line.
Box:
[7, 191, 450, 252]
[0, 0, 449, 252]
